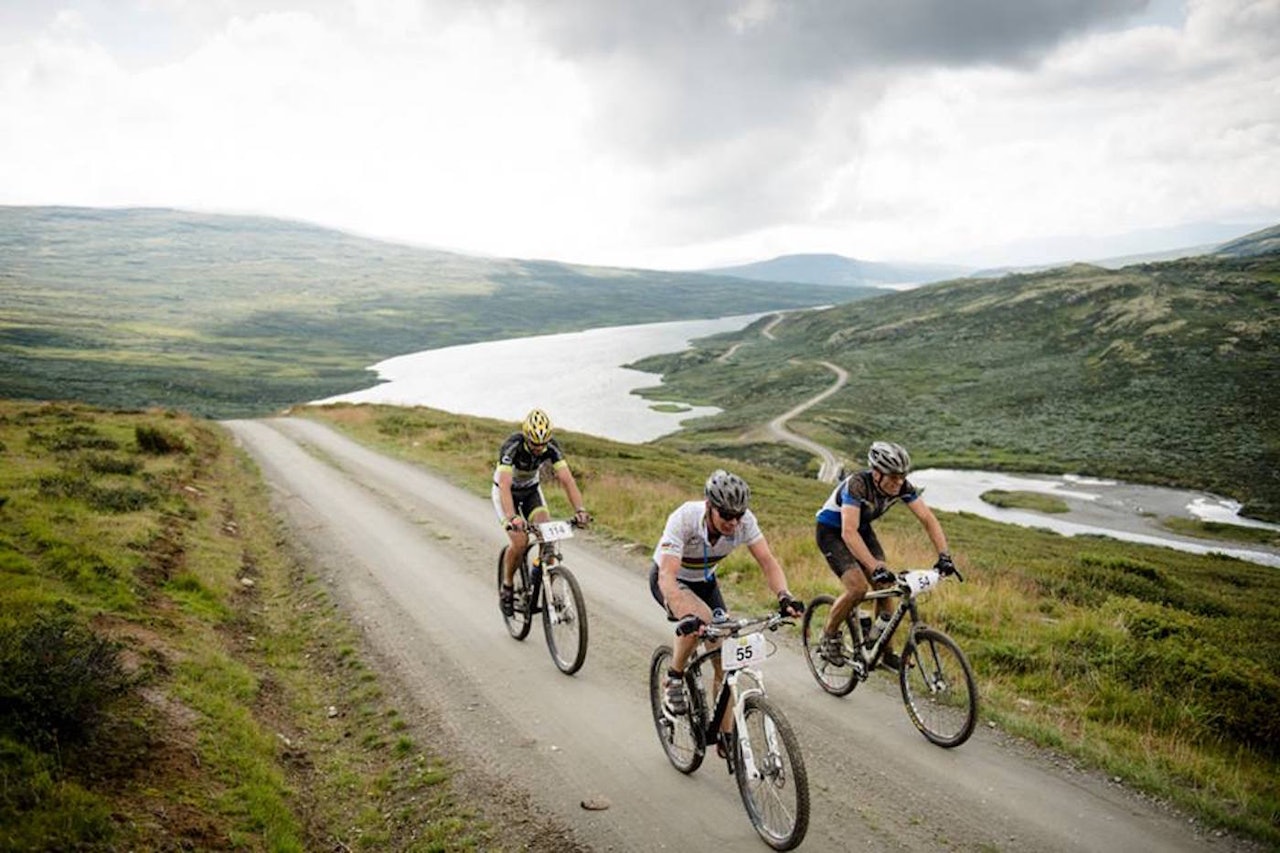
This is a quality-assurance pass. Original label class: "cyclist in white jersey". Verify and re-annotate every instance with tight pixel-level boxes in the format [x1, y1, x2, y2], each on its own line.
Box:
[649, 470, 803, 719]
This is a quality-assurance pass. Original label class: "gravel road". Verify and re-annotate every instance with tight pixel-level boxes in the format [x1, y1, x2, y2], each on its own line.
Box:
[224, 417, 1252, 852]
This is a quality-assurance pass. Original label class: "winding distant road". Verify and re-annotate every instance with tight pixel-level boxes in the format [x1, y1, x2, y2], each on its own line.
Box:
[766, 361, 848, 482]
[223, 417, 1246, 853]
[720, 312, 847, 482]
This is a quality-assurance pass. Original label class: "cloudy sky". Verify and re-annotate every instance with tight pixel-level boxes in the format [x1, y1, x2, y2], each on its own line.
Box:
[1, 0, 1277, 270]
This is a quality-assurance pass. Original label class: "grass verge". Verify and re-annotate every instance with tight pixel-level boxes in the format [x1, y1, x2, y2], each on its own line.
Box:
[0, 401, 521, 851]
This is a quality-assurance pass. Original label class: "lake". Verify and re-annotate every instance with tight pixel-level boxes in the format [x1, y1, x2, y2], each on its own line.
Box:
[913, 469, 1280, 568]
[317, 313, 765, 442]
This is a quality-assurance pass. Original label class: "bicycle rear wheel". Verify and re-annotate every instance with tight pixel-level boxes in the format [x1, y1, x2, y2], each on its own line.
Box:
[542, 566, 588, 675]
[648, 646, 705, 774]
[734, 695, 809, 851]
[801, 595, 859, 696]
[497, 546, 533, 640]
[900, 627, 978, 748]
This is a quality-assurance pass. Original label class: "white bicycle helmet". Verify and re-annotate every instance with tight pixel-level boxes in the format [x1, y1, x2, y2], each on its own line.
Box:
[704, 469, 751, 514]
[867, 441, 911, 475]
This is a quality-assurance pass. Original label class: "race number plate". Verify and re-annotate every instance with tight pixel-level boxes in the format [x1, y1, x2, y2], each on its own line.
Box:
[538, 520, 575, 542]
[902, 569, 940, 597]
[721, 633, 767, 671]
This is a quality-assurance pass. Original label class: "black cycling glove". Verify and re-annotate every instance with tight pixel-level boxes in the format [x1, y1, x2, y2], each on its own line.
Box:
[870, 565, 897, 586]
[675, 614, 705, 636]
[934, 552, 956, 576]
[778, 593, 804, 616]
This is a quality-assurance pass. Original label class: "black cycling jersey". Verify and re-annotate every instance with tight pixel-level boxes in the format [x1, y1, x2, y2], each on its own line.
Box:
[494, 432, 567, 490]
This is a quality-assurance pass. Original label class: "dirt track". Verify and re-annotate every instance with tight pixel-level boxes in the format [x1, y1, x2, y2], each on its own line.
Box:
[225, 417, 1251, 852]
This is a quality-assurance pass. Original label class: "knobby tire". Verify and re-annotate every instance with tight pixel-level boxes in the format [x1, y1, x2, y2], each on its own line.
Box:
[542, 565, 588, 675]
[497, 545, 533, 641]
[734, 694, 810, 851]
[899, 626, 978, 748]
[801, 594, 859, 697]
[648, 646, 705, 774]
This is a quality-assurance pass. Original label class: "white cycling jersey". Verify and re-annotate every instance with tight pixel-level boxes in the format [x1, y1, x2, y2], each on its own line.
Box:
[652, 500, 763, 584]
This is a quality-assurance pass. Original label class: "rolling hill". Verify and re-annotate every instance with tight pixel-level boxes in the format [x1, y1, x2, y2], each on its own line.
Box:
[705, 252, 971, 289]
[0, 206, 870, 417]
[636, 242, 1280, 522]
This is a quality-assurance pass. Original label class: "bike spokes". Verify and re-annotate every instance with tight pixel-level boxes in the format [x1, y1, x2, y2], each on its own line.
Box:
[801, 595, 859, 697]
[542, 567, 588, 675]
[734, 695, 809, 850]
[900, 627, 978, 748]
[648, 647, 705, 774]
[497, 547, 533, 641]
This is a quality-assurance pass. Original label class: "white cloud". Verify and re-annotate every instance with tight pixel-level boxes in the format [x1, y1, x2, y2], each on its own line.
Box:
[0, 0, 1277, 270]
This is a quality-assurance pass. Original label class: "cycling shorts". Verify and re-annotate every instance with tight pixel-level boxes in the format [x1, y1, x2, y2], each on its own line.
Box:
[649, 562, 727, 622]
[491, 484, 548, 527]
[815, 522, 885, 578]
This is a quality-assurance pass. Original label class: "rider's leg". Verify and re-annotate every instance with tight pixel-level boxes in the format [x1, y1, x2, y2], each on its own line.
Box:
[826, 565, 868, 634]
[503, 527, 529, 585]
[818, 523, 867, 634]
[669, 589, 712, 672]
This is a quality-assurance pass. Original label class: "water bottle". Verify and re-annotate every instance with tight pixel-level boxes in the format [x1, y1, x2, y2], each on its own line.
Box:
[868, 613, 891, 642]
[859, 614, 873, 642]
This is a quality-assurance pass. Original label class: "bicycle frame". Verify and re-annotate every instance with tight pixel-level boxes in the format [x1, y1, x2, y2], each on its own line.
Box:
[519, 522, 570, 619]
[687, 617, 782, 780]
[855, 585, 919, 672]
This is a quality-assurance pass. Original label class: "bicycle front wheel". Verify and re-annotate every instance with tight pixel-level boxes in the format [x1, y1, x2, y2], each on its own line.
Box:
[801, 595, 859, 696]
[497, 546, 533, 641]
[542, 566, 588, 675]
[900, 627, 978, 748]
[648, 646, 706, 774]
[734, 695, 809, 851]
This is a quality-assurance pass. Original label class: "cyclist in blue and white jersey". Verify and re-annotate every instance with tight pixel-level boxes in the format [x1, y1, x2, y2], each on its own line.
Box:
[649, 469, 803, 715]
[814, 441, 955, 670]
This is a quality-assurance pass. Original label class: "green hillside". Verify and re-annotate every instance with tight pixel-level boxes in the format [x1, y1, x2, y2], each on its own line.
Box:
[0, 206, 867, 418]
[637, 252, 1280, 521]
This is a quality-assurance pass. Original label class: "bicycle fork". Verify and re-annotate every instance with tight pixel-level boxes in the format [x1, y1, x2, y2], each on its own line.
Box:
[730, 679, 771, 782]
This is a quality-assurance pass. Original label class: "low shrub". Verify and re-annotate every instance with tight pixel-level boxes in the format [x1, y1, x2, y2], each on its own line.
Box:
[0, 607, 132, 748]
[135, 424, 189, 455]
[27, 424, 119, 452]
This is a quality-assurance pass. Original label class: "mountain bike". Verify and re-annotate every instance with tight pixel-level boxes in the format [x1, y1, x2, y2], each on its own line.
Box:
[649, 612, 809, 850]
[801, 568, 978, 748]
[496, 518, 588, 675]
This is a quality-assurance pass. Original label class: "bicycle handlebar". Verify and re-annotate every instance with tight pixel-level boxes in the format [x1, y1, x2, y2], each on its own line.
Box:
[504, 516, 590, 534]
[700, 611, 792, 639]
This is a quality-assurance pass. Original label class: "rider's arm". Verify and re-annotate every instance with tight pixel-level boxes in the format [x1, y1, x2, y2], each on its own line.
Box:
[840, 503, 884, 570]
[906, 497, 949, 556]
[657, 552, 685, 606]
[746, 536, 792, 599]
[553, 461, 587, 516]
[495, 469, 521, 526]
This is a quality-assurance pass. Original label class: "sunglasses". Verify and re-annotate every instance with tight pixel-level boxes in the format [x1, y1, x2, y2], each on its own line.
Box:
[715, 506, 744, 522]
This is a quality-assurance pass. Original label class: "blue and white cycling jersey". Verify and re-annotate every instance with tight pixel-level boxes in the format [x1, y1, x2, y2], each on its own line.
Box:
[816, 470, 919, 530]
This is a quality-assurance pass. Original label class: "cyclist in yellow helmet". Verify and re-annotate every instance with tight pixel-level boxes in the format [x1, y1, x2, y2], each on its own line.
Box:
[494, 408, 591, 617]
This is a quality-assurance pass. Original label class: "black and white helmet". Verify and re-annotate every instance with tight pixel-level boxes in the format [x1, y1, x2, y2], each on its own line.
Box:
[705, 469, 751, 514]
[867, 441, 911, 475]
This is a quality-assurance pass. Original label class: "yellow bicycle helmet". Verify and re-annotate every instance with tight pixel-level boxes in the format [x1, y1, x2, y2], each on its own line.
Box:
[521, 408, 553, 445]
